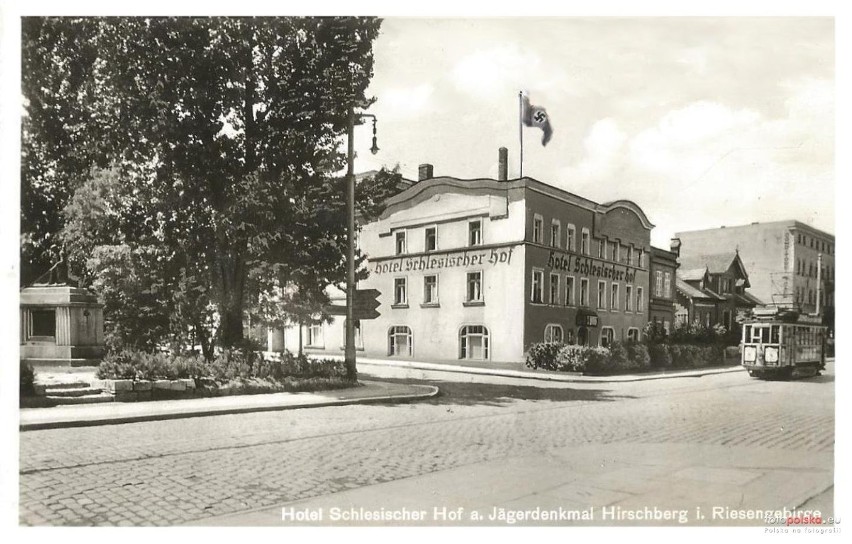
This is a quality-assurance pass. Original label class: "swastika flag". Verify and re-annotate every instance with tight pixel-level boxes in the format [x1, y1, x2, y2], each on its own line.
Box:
[521, 94, 553, 146]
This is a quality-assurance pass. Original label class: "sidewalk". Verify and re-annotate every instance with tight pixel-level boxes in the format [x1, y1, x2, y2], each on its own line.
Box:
[19, 380, 438, 431]
[317, 354, 748, 383]
[192, 442, 834, 527]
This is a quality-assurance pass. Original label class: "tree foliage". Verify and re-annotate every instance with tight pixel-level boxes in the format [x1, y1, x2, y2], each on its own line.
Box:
[23, 16, 401, 352]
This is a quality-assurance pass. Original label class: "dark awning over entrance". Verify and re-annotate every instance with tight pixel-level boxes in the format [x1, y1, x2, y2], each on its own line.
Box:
[576, 307, 600, 327]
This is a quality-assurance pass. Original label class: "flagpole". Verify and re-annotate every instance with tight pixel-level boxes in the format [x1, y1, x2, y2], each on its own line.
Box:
[519, 91, 524, 178]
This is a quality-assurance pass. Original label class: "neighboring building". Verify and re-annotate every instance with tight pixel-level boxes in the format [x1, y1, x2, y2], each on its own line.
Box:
[674, 269, 724, 328]
[675, 221, 835, 315]
[264, 150, 656, 363]
[648, 247, 679, 334]
[673, 250, 761, 333]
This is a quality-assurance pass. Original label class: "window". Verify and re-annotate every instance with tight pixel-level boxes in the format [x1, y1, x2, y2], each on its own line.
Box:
[306, 323, 324, 348]
[627, 246, 634, 266]
[580, 278, 589, 306]
[597, 280, 606, 309]
[625, 285, 633, 312]
[549, 273, 560, 304]
[395, 231, 407, 255]
[610, 241, 618, 261]
[637, 287, 644, 312]
[564, 276, 575, 306]
[393, 277, 408, 306]
[597, 238, 605, 259]
[565, 329, 575, 344]
[611, 283, 619, 310]
[531, 269, 544, 303]
[423, 275, 438, 305]
[665, 273, 671, 297]
[544, 324, 563, 344]
[466, 271, 483, 303]
[627, 328, 640, 342]
[550, 220, 561, 248]
[638, 249, 644, 268]
[581, 228, 590, 254]
[468, 220, 482, 246]
[655, 270, 663, 297]
[388, 326, 413, 356]
[30, 309, 56, 338]
[566, 224, 576, 251]
[459, 325, 489, 360]
[533, 214, 544, 244]
[424, 226, 437, 252]
[600, 327, 615, 348]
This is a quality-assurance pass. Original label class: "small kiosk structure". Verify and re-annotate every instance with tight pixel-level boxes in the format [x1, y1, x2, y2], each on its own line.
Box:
[20, 263, 105, 367]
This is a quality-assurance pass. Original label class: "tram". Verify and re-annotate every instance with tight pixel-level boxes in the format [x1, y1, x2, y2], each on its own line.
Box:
[741, 308, 827, 379]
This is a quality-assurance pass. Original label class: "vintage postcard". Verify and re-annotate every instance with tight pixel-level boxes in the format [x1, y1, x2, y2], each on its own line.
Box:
[3, 1, 842, 537]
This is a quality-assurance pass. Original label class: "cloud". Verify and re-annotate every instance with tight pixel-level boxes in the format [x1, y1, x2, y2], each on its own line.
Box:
[553, 77, 834, 245]
[450, 44, 567, 100]
[378, 84, 434, 118]
[559, 118, 627, 182]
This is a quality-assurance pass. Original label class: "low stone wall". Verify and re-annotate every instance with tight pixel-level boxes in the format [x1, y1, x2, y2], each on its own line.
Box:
[92, 378, 197, 402]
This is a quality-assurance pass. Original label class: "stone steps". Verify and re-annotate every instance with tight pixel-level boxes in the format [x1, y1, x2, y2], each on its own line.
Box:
[44, 392, 114, 405]
[44, 386, 105, 398]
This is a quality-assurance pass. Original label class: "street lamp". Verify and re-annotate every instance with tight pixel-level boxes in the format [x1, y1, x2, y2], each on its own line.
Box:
[344, 106, 379, 381]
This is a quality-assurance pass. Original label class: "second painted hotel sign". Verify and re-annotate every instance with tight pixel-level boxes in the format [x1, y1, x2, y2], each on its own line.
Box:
[547, 251, 639, 284]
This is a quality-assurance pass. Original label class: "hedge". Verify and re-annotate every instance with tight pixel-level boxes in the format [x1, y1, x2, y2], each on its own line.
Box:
[526, 340, 724, 375]
[96, 348, 348, 383]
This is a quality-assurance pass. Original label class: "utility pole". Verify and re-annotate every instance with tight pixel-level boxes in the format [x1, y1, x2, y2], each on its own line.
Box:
[815, 252, 822, 316]
[344, 104, 379, 382]
[345, 105, 357, 381]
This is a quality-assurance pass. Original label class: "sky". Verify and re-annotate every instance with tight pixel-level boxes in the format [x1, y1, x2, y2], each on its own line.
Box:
[350, 17, 835, 248]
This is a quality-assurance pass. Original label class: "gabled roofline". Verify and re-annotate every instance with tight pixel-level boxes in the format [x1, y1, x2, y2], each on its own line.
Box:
[379, 176, 655, 228]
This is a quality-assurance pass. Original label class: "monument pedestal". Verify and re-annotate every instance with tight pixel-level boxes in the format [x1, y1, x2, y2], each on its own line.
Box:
[20, 285, 105, 368]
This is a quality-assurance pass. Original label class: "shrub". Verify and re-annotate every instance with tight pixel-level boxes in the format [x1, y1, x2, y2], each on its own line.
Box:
[581, 346, 616, 375]
[96, 350, 139, 379]
[555, 344, 612, 374]
[525, 342, 564, 370]
[554, 344, 585, 372]
[626, 342, 651, 371]
[20, 360, 35, 396]
[648, 343, 672, 369]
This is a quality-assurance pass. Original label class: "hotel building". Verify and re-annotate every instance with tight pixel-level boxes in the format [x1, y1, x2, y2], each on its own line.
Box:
[272, 151, 656, 363]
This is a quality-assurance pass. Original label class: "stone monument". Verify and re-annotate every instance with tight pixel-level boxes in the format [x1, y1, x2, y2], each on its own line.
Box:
[20, 260, 105, 368]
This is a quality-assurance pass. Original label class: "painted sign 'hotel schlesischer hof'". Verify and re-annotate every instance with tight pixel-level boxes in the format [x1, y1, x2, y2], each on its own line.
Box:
[261, 147, 669, 363]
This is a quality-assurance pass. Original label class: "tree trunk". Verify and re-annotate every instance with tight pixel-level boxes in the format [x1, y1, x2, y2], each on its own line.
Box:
[215, 233, 246, 347]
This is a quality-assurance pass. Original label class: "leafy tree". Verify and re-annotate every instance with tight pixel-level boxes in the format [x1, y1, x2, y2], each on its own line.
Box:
[21, 17, 103, 285]
[24, 17, 401, 352]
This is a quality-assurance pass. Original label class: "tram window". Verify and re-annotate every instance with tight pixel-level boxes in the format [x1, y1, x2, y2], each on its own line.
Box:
[743, 325, 752, 342]
[771, 326, 779, 344]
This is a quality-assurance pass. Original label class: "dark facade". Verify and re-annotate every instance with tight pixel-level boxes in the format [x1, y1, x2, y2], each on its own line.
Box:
[648, 247, 679, 333]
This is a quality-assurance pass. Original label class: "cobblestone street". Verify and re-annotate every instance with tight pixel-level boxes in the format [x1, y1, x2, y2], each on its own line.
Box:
[19, 364, 834, 526]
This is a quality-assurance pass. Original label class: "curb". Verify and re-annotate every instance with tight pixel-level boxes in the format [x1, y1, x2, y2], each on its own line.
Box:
[349, 357, 746, 383]
[19, 382, 439, 432]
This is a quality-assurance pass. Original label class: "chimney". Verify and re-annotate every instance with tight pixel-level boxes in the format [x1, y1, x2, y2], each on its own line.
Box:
[498, 147, 508, 181]
[418, 163, 433, 182]
[670, 237, 681, 257]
